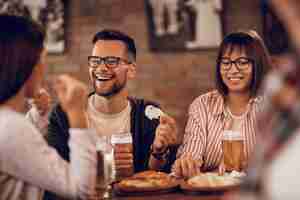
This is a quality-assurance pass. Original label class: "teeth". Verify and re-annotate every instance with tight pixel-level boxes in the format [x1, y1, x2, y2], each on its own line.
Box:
[97, 77, 111, 80]
[94, 75, 112, 81]
[228, 77, 242, 81]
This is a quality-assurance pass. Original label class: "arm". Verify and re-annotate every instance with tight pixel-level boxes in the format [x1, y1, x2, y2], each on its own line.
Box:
[172, 98, 208, 177]
[0, 116, 97, 199]
[148, 114, 179, 171]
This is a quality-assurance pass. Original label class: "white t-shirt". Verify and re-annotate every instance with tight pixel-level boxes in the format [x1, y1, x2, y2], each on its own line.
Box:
[0, 108, 97, 200]
[86, 95, 131, 137]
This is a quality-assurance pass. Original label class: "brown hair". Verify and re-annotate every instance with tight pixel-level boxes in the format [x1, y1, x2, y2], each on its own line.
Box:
[0, 15, 45, 103]
[215, 30, 271, 97]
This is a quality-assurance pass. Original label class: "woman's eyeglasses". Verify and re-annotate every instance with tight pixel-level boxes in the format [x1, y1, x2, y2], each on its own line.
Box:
[220, 57, 253, 71]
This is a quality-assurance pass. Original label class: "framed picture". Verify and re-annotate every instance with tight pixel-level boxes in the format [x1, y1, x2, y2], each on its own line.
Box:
[145, 0, 223, 52]
[0, 0, 65, 54]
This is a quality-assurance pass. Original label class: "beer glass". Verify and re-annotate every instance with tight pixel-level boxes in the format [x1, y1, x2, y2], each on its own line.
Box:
[96, 136, 114, 199]
[111, 133, 134, 180]
[222, 130, 245, 172]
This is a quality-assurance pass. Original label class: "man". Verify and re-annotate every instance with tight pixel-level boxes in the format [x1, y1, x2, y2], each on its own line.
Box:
[42, 30, 179, 200]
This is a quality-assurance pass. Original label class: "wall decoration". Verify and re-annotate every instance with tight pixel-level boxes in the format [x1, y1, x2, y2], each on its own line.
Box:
[145, 0, 223, 51]
[0, 0, 65, 54]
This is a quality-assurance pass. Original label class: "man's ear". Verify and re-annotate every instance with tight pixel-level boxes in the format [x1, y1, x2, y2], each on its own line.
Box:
[127, 62, 137, 79]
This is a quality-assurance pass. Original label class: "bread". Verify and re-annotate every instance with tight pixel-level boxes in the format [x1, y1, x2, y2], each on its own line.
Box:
[117, 170, 177, 192]
[132, 170, 169, 179]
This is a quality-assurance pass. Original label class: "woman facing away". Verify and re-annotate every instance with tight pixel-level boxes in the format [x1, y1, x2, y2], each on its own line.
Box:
[0, 15, 98, 200]
[172, 30, 271, 178]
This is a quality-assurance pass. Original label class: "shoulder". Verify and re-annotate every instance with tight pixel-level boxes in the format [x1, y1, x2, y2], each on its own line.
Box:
[128, 97, 161, 124]
[190, 90, 222, 111]
[49, 103, 68, 120]
[128, 97, 160, 108]
[0, 109, 39, 148]
[51, 103, 65, 114]
[0, 109, 29, 130]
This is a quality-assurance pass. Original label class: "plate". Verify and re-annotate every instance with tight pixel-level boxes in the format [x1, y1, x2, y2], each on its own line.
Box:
[180, 172, 242, 193]
[112, 171, 180, 195]
[113, 182, 179, 196]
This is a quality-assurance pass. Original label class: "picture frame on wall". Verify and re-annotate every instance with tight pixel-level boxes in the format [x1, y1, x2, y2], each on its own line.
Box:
[145, 0, 224, 52]
[0, 0, 65, 54]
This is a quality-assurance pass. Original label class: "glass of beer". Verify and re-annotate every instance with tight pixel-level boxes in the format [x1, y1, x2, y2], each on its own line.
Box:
[96, 136, 114, 199]
[222, 130, 245, 172]
[111, 133, 134, 180]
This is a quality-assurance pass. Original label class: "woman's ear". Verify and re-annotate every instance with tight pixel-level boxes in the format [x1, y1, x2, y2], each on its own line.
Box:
[127, 62, 137, 79]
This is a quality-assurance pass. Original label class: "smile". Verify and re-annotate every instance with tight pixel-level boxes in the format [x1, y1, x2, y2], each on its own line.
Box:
[228, 77, 243, 81]
[94, 74, 113, 81]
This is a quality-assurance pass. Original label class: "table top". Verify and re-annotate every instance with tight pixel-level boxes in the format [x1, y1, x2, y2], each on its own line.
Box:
[107, 191, 224, 200]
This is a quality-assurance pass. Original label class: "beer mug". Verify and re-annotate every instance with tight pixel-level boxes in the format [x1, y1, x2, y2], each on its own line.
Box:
[111, 133, 134, 180]
[96, 136, 114, 199]
[222, 130, 245, 172]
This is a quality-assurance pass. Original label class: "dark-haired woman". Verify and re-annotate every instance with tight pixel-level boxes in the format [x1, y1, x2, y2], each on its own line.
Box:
[0, 15, 97, 200]
[173, 30, 271, 178]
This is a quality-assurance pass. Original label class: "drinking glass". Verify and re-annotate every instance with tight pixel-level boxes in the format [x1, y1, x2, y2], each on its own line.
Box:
[111, 133, 134, 180]
[222, 130, 245, 172]
[96, 136, 115, 199]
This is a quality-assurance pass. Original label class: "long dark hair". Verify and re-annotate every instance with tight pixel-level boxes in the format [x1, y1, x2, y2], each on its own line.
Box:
[0, 15, 45, 103]
[215, 30, 271, 97]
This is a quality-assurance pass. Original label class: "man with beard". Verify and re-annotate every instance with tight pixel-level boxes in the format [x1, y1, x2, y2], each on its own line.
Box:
[42, 29, 179, 200]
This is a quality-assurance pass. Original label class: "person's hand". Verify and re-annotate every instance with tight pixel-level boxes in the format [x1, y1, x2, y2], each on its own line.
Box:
[218, 157, 225, 176]
[173, 154, 202, 178]
[53, 75, 88, 128]
[152, 115, 179, 154]
[113, 144, 134, 177]
[31, 88, 51, 116]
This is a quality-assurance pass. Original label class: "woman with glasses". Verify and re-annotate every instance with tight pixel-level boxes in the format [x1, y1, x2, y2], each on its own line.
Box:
[172, 30, 271, 178]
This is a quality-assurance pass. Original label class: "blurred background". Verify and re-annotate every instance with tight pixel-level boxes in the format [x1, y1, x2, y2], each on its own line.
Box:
[1, 0, 291, 135]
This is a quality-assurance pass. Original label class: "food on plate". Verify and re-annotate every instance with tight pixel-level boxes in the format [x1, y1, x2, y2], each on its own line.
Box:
[132, 170, 169, 179]
[116, 170, 178, 191]
[187, 172, 242, 188]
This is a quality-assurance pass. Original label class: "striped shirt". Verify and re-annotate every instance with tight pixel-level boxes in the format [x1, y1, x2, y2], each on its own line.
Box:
[175, 90, 263, 171]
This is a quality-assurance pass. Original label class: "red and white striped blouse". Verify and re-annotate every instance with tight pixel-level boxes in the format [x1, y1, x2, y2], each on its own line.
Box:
[175, 90, 263, 171]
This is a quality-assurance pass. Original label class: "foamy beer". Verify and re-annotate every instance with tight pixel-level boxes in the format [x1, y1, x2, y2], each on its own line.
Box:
[111, 133, 134, 180]
[222, 130, 245, 172]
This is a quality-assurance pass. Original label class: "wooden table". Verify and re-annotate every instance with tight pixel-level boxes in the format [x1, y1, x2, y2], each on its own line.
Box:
[106, 191, 224, 200]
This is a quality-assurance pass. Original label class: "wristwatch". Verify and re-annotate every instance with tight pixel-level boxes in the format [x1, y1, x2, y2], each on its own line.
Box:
[150, 145, 170, 160]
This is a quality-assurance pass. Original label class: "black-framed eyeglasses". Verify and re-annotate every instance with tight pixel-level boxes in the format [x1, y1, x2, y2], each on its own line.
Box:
[220, 57, 253, 71]
[88, 56, 132, 69]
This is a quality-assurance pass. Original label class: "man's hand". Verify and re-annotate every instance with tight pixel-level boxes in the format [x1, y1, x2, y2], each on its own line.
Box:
[152, 115, 179, 154]
[113, 144, 134, 177]
[53, 75, 88, 128]
[173, 155, 202, 178]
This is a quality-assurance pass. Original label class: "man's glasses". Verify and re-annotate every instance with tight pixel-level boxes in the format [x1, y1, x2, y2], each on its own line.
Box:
[220, 57, 253, 71]
[88, 56, 132, 69]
